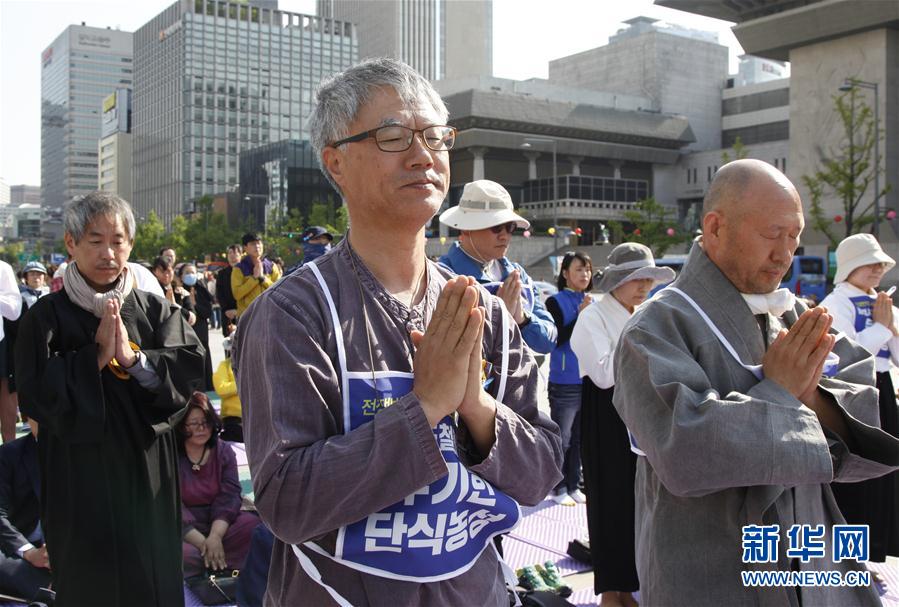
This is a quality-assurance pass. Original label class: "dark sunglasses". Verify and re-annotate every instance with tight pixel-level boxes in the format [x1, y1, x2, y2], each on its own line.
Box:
[489, 222, 517, 235]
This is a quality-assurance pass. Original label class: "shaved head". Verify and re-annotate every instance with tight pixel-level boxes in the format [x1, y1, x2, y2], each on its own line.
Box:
[702, 159, 804, 294]
[703, 159, 798, 221]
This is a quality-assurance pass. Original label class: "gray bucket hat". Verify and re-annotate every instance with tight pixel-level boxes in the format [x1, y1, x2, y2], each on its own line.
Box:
[594, 242, 676, 293]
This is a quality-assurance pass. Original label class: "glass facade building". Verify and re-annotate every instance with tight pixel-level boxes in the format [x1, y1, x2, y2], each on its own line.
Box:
[40, 26, 134, 208]
[238, 139, 340, 230]
[133, 0, 357, 225]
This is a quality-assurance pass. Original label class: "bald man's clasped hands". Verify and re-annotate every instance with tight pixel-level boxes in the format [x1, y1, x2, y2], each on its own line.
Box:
[411, 276, 497, 454]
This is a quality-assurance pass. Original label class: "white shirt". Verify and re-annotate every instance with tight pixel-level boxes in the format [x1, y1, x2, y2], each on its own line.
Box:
[570, 292, 632, 389]
[0, 261, 22, 341]
[128, 262, 165, 298]
[820, 281, 899, 372]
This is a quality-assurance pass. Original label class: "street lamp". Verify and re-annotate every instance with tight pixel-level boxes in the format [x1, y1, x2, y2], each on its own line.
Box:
[839, 78, 881, 237]
[520, 137, 558, 251]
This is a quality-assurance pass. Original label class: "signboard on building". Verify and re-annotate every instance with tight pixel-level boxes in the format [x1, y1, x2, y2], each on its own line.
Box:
[101, 88, 131, 138]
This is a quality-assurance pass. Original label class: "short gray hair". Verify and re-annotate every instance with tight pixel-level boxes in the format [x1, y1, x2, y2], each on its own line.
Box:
[64, 191, 136, 243]
[309, 57, 449, 192]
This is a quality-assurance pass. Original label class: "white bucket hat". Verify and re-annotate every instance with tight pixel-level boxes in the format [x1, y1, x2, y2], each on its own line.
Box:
[439, 180, 530, 231]
[833, 233, 895, 284]
[594, 242, 676, 293]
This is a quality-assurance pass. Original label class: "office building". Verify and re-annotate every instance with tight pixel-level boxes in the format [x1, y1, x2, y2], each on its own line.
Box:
[9, 185, 42, 207]
[98, 88, 133, 203]
[133, 0, 357, 224]
[0, 179, 8, 207]
[40, 24, 133, 207]
[318, 0, 492, 81]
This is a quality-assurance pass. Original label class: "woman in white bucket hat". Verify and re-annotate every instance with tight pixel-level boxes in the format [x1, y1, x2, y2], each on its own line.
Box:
[570, 242, 674, 607]
[820, 232, 899, 564]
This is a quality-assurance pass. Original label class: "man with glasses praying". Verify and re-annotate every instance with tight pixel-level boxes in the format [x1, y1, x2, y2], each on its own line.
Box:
[233, 58, 562, 606]
[439, 180, 558, 354]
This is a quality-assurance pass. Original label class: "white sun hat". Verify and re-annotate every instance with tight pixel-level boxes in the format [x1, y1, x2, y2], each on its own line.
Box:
[439, 180, 530, 231]
[833, 233, 896, 284]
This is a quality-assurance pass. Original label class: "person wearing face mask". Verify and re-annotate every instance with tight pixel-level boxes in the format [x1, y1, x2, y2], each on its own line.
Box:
[438, 180, 557, 355]
[820, 233, 899, 566]
[283, 227, 335, 278]
[570, 243, 674, 607]
[179, 263, 215, 391]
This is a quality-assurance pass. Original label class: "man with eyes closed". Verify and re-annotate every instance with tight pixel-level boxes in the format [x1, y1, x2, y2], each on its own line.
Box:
[233, 58, 562, 606]
[612, 159, 899, 606]
[15, 192, 205, 607]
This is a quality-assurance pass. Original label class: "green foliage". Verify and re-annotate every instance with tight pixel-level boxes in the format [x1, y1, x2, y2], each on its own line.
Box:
[0, 242, 24, 267]
[132, 211, 166, 262]
[608, 197, 692, 258]
[720, 136, 748, 165]
[804, 85, 891, 248]
[132, 198, 241, 265]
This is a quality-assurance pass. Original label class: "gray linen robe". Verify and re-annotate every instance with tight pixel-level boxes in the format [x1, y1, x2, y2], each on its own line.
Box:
[233, 240, 563, 606]
[613, 243, 899, 607]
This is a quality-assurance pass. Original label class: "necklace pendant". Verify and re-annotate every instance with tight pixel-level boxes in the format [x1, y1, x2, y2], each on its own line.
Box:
[192, 463, 201, 471]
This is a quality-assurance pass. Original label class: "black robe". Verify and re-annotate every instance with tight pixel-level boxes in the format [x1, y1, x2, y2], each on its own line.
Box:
[15, 288, 205, 607]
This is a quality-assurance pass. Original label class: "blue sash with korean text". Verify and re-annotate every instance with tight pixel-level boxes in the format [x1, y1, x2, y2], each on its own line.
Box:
[850, 295, 891, 359]
[300, 260, 521, 584]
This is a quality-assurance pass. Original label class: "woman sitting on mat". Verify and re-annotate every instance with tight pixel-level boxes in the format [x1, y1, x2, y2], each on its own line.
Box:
[177, 391, 261, 577]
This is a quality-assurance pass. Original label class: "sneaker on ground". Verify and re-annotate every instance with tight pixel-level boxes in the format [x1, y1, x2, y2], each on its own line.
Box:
[569, 489, 586, 504]
[551, 491, 576, 506]
[517, 565, 552, 592]
[536, 561, 573, 598]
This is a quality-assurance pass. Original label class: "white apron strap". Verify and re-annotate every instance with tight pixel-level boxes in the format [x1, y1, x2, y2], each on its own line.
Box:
[667, 287, 764, 381]
[496, 303, 510, 403]
[491, 542, 522, 607]
[308, 260, 352, 431]
[291, 544, 354, 607]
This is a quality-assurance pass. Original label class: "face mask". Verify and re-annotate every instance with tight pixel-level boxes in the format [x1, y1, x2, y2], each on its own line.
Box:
[182, 273, 198, 286]
[303, 242, 331, 262]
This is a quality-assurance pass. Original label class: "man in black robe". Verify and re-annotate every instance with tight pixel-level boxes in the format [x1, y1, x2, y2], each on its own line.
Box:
[16, 191, 205, 607]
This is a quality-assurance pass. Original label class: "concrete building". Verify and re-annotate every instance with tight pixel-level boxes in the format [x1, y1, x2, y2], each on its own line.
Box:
[40, 24, 133, 208]
[0, 178, 8, 207]
[733, 54, 789, 87]
[656, 76, 790, 230]
[657, 0, 899, 244]
[9, 185, 42, 207]
[317, 0, 492, 81]
[133, 0, 357, 225]
[435, 77, 694, 246]
[98, 88, 133, 203]
[548, 16, 728, 152]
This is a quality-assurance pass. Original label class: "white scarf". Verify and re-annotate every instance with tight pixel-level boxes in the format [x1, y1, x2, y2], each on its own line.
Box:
[64, 261, 133, 318]
[741, 288, 796, 318]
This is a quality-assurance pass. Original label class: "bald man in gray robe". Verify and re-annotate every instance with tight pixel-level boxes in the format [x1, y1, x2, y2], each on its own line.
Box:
[614, 159, 899, 606]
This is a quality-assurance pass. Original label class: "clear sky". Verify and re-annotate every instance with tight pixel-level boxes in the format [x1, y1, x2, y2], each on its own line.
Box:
[0, 0, 743, 187]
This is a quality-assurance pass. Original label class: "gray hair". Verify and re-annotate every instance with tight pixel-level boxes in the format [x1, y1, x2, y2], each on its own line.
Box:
[64, 191, 136, 243]
[309, 57, 449, 193]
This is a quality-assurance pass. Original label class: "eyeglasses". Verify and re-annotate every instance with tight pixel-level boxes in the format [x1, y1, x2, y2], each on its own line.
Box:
[185, 421, 209, 431]
[489, 222, 517, 235]
[329, 125, 456, 153]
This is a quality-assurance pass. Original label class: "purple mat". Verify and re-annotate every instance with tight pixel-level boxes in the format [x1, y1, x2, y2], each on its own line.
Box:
[869, 560, 899, 606]
[504, 535, 591, 576]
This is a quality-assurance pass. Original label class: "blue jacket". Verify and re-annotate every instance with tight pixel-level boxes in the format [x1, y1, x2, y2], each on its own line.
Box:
[546, 289, 586, 384]
[439, 242, 557, 354]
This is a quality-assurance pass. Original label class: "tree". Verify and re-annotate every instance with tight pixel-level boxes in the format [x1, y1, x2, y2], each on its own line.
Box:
[608, 197, 692, 258]
[132, 211, 166, 262]
[720, 136, 748, 165]
[803, 85, 891, 248]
